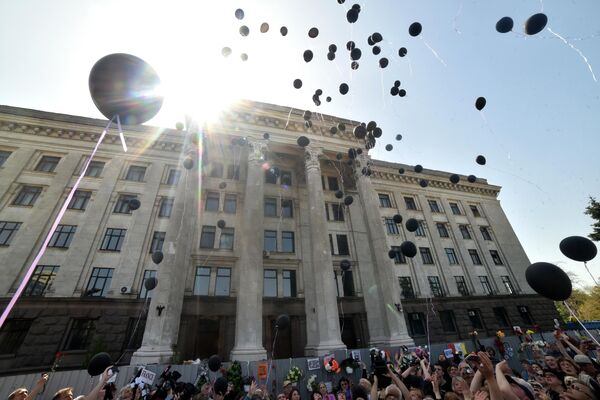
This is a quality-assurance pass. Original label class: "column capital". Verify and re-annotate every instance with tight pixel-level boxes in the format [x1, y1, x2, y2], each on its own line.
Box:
[248, 139, 268, 164]
[304, 146, 323, 171]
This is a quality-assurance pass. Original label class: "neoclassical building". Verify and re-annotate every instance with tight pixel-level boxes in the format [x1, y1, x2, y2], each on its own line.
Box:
[0, 103, 558, 371]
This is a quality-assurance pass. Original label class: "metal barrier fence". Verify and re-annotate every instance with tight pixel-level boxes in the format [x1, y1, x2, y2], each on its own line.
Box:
[1, 330, 598, 400]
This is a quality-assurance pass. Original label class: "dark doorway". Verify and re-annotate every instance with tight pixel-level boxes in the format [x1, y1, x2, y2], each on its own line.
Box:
[194, 319, 220, 359]
[340, 316, 358, 348]
[266, 318, 293, 359]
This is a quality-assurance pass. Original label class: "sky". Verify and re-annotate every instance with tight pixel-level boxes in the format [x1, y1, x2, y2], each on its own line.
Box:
[0, 0, 599, 287]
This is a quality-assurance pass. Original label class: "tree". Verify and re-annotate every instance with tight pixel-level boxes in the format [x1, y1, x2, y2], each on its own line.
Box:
[555, 288, 589, 322]
[579, 286, 600, 320]
[584, 196, 600, 241]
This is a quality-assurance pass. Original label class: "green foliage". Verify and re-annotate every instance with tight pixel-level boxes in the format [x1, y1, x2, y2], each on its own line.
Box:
[584, 196, 600, 241]
[556, 285, 600, 321]
[226, 361, 243, 394]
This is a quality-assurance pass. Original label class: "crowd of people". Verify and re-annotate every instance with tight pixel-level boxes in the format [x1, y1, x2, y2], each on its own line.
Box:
[7, 331, 600, 400]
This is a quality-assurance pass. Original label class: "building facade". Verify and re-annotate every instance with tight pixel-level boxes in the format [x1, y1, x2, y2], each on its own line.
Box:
[0, 103, 558, 372]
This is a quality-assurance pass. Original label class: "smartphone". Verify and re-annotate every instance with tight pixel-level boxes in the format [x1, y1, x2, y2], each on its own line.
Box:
[465, 354, 480, 364]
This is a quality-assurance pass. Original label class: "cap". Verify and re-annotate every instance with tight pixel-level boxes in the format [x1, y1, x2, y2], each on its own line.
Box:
[505, 376, 534, 400]
[574, 355, 593, 364]
[385, 385, 402, 400]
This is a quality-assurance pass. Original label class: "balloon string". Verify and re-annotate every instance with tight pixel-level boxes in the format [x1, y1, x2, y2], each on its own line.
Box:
[583, 261, 599, 286]
[420, 36, 447, 67]
[453, 1, 463, 35]
[116, 115, 128, 152]
[0, 117, 115, 329]
[546, 27, 598, 82]
[563, 301, 600, 347]
[265, 328, 278, 387]
[114, 295, 151, 365]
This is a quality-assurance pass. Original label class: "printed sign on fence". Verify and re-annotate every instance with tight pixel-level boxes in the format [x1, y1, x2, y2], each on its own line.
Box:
[307, 358, 320, 371]
[257, 362, 268, 379]
[139, 368, 156, 385]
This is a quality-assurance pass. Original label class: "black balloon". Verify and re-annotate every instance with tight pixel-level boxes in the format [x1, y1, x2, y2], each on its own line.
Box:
[336, 153, 343, 160]
[450, 174, 460, 184]
[297, 136, 310, 147]
[303, 110, 312, 120]
[398, 168, 405, 174]
[525, 13, 548, 35]
[354, 125, 367, 139]
[303, 50, 314, 62]
[366, 121, 376, 131]
[222, 47, 232, 57]
[393, 214, 403, 224]
[559, 236, 598, 262]
[373, 127, 383, 138]
[329, 44, 338, 53]
[368, 36, 375, 46]
[476, 155, 486, 165]
[263, 132, 270, 140]
[475, 97, 487, 111]
[335, 190, 344, 199]
[338, 123, 346, 131]
[394, 80, 401, 87]
[372, 46, 381, 55]
[235, 8, 245, 20]
[208, 355, 222, 372]
[348, 148, 357, 159]
[144, 276, 158, 291]
[217, 220, 226, 229]
[293, 79, 303, 89]
[350, 48, 362, 60]
[406, 218, 419, 232]
[467, 175, 477, 183]
[351, 61, 360, 70]
[88, 352, 112, 376]
[409, 22, 422, 37]
[352, 4, 361, 11]
[240, 53, 248, 62]
[308, 27, 319, 38]
[356, 148, 363, 155]
[152, 251, 164, 264]
[305, 120, 313, 129]
[339, 83, 349, 95]
[388, 249, 397, 259]
[340, 259, 351, 271]
[400, 241, 417, 258]
[330, 126, 338, 134]
[420, 179, 428, 188]
[327, 52, 336, 61]
[414, 165, 423, 173]
[346, 9, 359, 23]
[260, 23, 269, 33]
[396, 134, 402, 140]
[344, 195, 354, 206]
[183, 156, 194, 170]
[372, 32, 383, 43]
[219, 182, 227, 189]
[239, 25, 249, 37]
[390, 87, 399, 96]
[379, 58, 389, 68]
[346, 41, 355, 51]
[399, 89, 406, 97]
[280, 26, 288, 36]
[385, 144, 393, 151]
[128, 198, 141, 211]
[398, 47, 408, 57]
[526, 262, 572, 301]
[276, 314, 290, 330]
[496, 16, 514, 33]
[326, 96, 332, 102]
[89, 53, 163, 125]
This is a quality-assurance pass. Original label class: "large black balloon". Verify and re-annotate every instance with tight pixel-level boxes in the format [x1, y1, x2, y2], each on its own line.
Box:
[217, 220, 226, 229]
[340, 259, 351, 271]
[354, 125, 367, 139]
[475, 97, 486, 111]
[385, 144, 393, 151]
[280, 26, 288, 36]
[276, 314, 290, 330]
[379, 58, 389, 68]
[414, 165, 423, 173]
[235, 9, 245, 20]
[293, 79, 303, 89]
[406, 218, 419, 232]
[419, 179, 428, 188]
[449, 174, 460, 184]
[409, 22, 422, 37]
[344, 195, 354, 206]
[388, 249, 397, 259]
[346, 41, 355, 51]
[144, 276, 158, 291]
[89, 54, 163, 125]
[350, 48, 362, 61]
[393, 214, 403, 224]
[308, 27, 319, 38]
[208, 355, 222, 372]
[346, 9, 359, 23]
[152, 251, 164, 264]
[128, 198, 141, 211]
[303, 50, 314, 62]
[183, 156, 194, 170]
[496, 17, 514, 33]
[559, 236, 598, 262]
[88, 352, 112, 376]
[525, 262, 572, 301]
[398, 47, 408, 57]
[339, 83, 349, 95]
[335, 190, 344, 199]
[239, 25, 250, 37]
[525, 13, 548, 35]
[467, 175, 477, 183]
[400, 241, 417, 258]
[297, 136, 310, 147]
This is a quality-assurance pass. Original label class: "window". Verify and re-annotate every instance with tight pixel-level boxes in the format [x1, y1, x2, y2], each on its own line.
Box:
[469, 249, 482, 265]
[68, 190, 91, 210]
[215, 268, 231, 296]
[337, 234, 350, 255]
[428, 200, 441, 213]
[114, 194, 137, 214]
[445, 248, 459, 265]
[166, 169, 181, 185]
[85, 161, 105, 178]
[150, 231, 165, 253]
[437, 223, 449, 238]
[219, 228, 234, 250]
[459, 225, 472, 239]
[0, 319, 32, 355]
[194, 267, 211, 295]
[480, 227, 492, 241]
[385, 218, 400, 235]
[415, 221, 426, 237]
[224, 194, 237, 214]
[13, 186, 42, 206]
[518, 305, 534, 325]
[263, 269, 277, 297]
[399, 277, 415, 298]
[501, 276, 515, 294]
[35, 156, 60, 172]
[205, 192, 220, 212]
[126, 165, 146, 182]
[265, 169, 278, 184]
[48, 225, 77, 248]
[283, 270, 297, 297]
[264, 197, 277, 217]
[467, 309, 484, 330]
[449, 202, 461, 215]
[64, 319, 95, 350]
[139, 270, 157, 299]
[455, 276, 470, 296]
[210, 163, 223, 178]
[493, 307, 511, 328]
[0, 221, 21, 246]
[281, 171, 292, 186]
[404, 197, 417, 210]
[479, 276, 493, 295]
[159, 198, 174, 217]
[320, 177, 337, 192]
[281, 199, 293, 218]
[379, 193, 392, 208]
[226, 165, 240, 180]
[439, 310, 457, 333]
[264, 230, 277, 252]
[282, 231, 295, 253]
[24, 265, 59, 296]
[0, 150, 11, 167]
[490, 250, 503, 265]
[470, 205, 481, 218]
[420, 247, 434, 264]
[327, 203, 345, 222]
[428, 276, 444, 297]
[85, 267, 114, 297]
[407, 313, 426, 336]
[391, 246, 407, 264]
[100, 228, 126, 251]
[200, 225, 216, 249]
